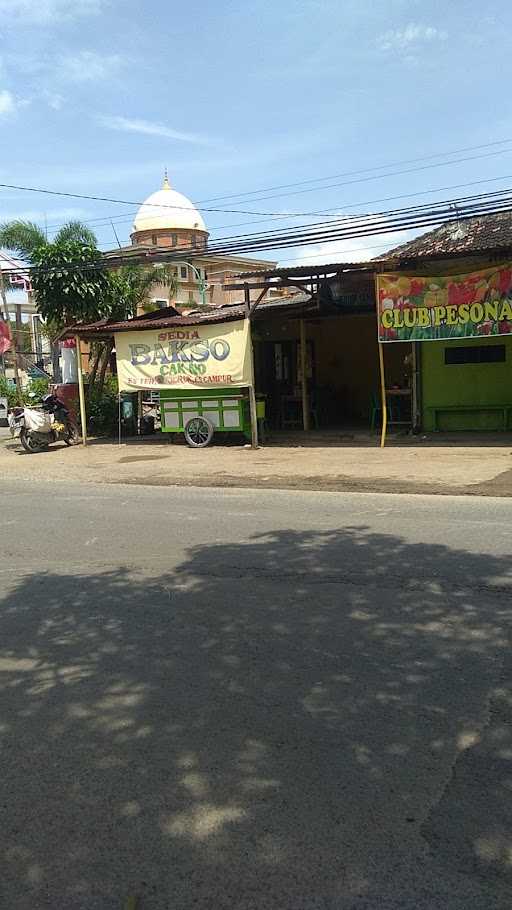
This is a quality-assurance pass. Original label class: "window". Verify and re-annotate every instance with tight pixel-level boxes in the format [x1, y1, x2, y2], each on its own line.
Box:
[191, 232, 197, 248]
[180, 266, 188, 280]
[153, 299, 168, 309]
[151, 234, 157, 245]
[171, 233, 177, 247]
[445, 344, 506, 365]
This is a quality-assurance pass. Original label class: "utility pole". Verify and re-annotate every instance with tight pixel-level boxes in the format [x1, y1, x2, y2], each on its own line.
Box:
[13, 303, 22, 402]
[0, 274, 8, 378]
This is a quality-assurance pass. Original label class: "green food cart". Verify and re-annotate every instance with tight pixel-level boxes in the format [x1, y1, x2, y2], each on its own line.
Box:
[160, 387, 265, 447]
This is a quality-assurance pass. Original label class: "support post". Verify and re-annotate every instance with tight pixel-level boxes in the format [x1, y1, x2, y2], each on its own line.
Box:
[75, 335, 87, 446]
[14, 303, 22, 403]
[248, 384, 259, 449]
[137, 390, 143, 434]
[412, 342, 421, 432]
[299, 318, 310, 431]
[244, 283, 251, 318]
[247, 317, 259, 449]
[378, 342, 387, 449]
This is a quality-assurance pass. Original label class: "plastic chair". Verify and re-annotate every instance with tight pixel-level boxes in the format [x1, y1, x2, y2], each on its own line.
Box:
[370, 391, 396, 431]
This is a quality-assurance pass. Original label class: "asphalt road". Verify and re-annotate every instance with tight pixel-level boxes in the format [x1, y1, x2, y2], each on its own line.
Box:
[1, 482, 511, 910]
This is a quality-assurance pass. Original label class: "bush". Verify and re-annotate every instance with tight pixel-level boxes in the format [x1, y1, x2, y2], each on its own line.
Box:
[87, 376, 119, 436]
[0, 375, 50, 408]
[0, 376, 19, 408]
[24, 377, 50, 404]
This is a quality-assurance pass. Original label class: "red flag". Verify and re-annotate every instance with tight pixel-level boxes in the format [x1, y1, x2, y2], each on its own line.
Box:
[0, 319, 12, 354]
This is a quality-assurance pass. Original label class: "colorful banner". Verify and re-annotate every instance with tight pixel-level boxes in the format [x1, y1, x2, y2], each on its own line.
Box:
[0, 319, 12, 354]
[377, 264, 512, 342]
[115, 318, 254, 391]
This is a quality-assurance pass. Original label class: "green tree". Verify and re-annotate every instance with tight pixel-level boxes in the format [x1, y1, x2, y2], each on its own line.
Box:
[0, 219, 180, 410]
[107, 263, 179, 320]
[88, 263, 179, 394]
[0, 220, 110, 328]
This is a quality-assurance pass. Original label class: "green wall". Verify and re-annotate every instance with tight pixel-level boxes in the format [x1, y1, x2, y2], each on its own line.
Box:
[422, 336, 512, 431]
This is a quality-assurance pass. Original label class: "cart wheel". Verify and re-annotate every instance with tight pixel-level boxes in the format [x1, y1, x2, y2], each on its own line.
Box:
[184, 416, 214, 448]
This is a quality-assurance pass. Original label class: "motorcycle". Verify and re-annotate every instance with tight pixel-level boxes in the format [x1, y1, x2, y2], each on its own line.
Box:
[8, 393, 80, 453]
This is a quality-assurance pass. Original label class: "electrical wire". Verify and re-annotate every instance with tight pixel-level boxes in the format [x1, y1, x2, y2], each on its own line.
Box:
[194, 138, 512, 204]
[3, 145, 512, 222]
[2, 187, 512, 279]
[39, 170, 512, 257]
[41, 166, 512, 247]
[195, 148, 512, 209]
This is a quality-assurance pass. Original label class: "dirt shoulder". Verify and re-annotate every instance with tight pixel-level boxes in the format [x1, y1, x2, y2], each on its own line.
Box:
[2, 433, 512, 497]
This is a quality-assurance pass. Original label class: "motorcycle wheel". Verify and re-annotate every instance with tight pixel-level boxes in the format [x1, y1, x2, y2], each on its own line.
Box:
[20, 428, 49, 453]
[64, 423, 80, 446]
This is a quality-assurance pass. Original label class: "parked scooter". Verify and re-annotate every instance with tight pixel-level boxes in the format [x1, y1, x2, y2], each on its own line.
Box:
[8, 393, 80, 453]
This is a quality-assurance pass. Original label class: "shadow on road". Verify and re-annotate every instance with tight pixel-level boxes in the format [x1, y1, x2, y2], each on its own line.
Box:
[1, 526, 511, 909]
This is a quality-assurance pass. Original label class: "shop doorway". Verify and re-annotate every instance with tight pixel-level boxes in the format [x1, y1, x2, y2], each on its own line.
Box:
[254, 312, 414, 433]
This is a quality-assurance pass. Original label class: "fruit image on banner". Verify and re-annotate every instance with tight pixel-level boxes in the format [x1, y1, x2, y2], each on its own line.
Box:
[377, 264, 512, 342]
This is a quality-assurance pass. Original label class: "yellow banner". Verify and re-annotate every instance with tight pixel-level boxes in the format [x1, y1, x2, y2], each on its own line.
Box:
[115, 318, 253, 391]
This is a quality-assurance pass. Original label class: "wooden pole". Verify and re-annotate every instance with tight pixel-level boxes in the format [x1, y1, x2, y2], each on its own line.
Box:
[247, 318, 259, 449]
[378, 342, 387, 448]
[137, 389, 143, 434]
[14, 303, 22, 403]
[75, 335, 87, 446]
[0, 279, 8, 378]
[374, 272, 387, 448]
[299, 318, 310, 431]
[244, 283, 251, 318]
[248, 384, 259, 449]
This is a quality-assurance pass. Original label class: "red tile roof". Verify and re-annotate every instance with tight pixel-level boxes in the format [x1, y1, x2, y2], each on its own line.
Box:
[380, 210, 512, 260]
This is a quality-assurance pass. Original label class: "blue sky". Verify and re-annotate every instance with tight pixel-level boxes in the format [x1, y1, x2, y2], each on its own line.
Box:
[0, 0, 511, 264]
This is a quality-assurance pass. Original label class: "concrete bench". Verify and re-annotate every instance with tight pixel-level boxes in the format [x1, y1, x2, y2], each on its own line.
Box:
[427, 405, 512, 432]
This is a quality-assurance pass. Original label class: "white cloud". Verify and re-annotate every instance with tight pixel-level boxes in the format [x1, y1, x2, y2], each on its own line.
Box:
[284, 226, 420, 267]
[0, 0, 103, 25]
[0, 89, 14, 115]
[98, 115, 215, 146]
[378, 23, 448, 51]
[56, 51, 122, 83]
[42, 90, 64, 110]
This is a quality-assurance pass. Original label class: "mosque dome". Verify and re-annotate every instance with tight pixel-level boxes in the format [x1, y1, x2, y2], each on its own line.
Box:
[132, 174, 207, 235]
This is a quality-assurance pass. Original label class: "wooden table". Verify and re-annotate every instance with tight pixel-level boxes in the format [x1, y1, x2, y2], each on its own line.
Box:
[386, 388, 412, 427]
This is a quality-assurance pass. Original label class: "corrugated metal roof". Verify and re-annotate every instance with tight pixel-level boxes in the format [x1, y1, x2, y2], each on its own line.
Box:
[74, 305, 248, 335]
[234, 261, 374, 279]
[71, 293, 316, 338]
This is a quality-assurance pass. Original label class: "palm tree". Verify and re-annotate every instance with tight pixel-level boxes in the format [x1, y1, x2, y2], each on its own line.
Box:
[0, 219, 180, 396]
[0, 219, 98, 260]
[108, 263, 179, 321]
[0, 219, 101, 385]
[91, 263, 179, 393]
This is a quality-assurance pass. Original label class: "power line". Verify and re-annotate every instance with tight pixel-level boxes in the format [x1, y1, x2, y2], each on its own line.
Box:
[40, 165, 512, 245]
[194, 138, 512, 204]
[3, 145, 512, 224]
[40, 168, 512, 253]
[3, 187, 512, 279]
[196, 148, 512, 209]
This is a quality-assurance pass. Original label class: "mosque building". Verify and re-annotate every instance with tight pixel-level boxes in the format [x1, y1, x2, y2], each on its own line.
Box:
[105, 173, 276, 310]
